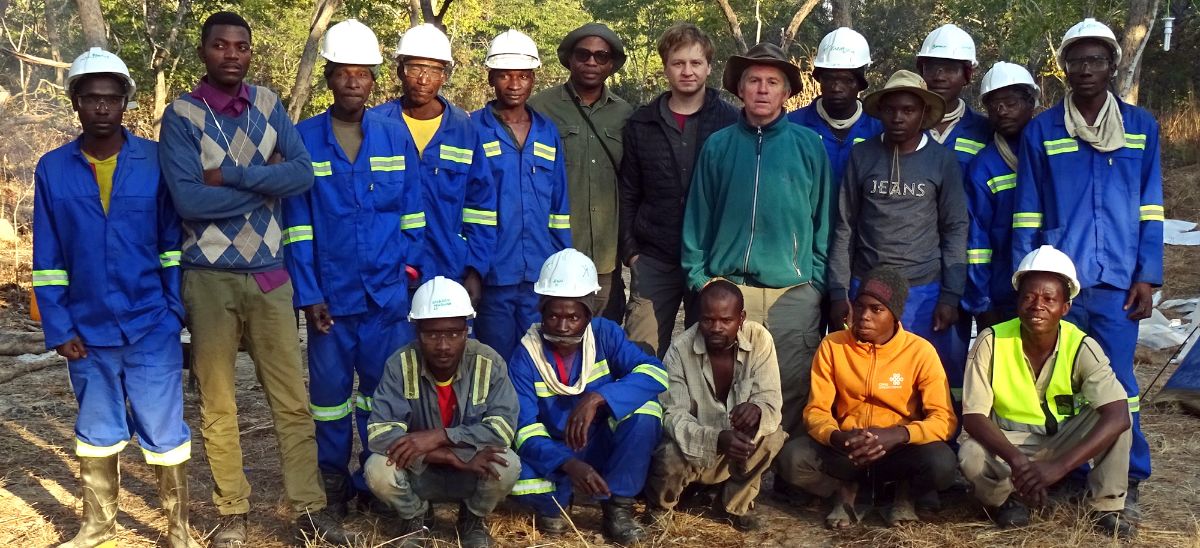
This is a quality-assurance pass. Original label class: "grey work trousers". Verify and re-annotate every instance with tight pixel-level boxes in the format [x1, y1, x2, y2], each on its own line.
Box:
[624, 255, 697, 358]
[736, 283, 822, 436]
[363, 449, 521, 519]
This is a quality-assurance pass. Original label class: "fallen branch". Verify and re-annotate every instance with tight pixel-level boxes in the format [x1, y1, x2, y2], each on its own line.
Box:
[0, 48, 71, 69]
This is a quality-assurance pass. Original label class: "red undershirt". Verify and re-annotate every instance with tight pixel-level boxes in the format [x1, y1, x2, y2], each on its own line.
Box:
[672, 111, 688, 131]
[435, 379, 457, 428]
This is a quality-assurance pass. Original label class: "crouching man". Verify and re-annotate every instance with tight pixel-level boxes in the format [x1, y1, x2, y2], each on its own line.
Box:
[365, 277, 521, 548]
[646, 280, 787, 531]
[509, 248, 668, 544]
[776, 267, 957, 528]
[959, 245, 1135, 538]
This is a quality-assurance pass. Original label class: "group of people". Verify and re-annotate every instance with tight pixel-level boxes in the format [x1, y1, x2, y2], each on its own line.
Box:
[31, 7, 1160, 547]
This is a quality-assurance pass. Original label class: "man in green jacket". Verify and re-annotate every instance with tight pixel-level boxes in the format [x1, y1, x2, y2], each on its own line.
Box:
[681, 42, 834, 446]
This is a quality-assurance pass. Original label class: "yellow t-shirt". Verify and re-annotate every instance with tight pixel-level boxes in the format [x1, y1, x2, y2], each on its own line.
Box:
[402, 113, 443, 158]
[83, 151, 117, 214]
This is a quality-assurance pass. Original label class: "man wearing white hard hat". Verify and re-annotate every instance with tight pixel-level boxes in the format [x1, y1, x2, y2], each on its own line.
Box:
[916, 23, 991, 173]
[284, 19, 427, 517]
[1012, 18, 1163, 509]
[374, 24, 498, 306]
[472, 29, 572, 362]
[365, 276, 520, 548]
[963, 62, 1039, 330]
[508, 248, 666, 544]
[619, 22, 738, 359]
[960, 245, 1135, 538]
[788, 27, 883, 187]
[34, 47, 198, 548]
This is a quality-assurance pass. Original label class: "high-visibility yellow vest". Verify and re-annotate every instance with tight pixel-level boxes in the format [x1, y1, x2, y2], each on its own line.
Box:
[991, 318, 1087, 435]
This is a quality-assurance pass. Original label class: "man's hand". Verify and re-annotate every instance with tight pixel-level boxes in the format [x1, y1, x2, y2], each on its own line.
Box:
[463, 268, 483, 307]
[1011, 455, 1064, 508]
[461, 446, 511, 480]
[628, 254, 640, 267]
[729, 402, 761, 437]
[830, 299, 851, 331]
[268, 151, 284, 165]
[303, 303, 335, 335]
[562, 458, 610, 498]
[717, 430, 755, 463]
[385, 429, 450, 469]
[1124, 282, 1153, 321]
[565, 392, 606, 451]
[932, 303, 959, 332]
[202, 169, 224, 187]
[55, 337, 87, 360]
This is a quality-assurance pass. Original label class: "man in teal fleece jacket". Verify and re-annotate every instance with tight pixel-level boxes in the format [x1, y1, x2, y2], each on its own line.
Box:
[682, 42, 835, 445]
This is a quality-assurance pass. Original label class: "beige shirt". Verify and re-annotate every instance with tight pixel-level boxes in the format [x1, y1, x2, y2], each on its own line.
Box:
[659, 321, 783, 468]
[963, 327, 1128, 444]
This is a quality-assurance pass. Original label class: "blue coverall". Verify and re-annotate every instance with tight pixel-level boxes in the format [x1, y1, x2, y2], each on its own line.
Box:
[787, 100, 883, 187]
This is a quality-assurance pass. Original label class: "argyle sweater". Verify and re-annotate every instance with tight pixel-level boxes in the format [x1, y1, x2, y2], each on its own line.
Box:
[159, 85, 313, 272]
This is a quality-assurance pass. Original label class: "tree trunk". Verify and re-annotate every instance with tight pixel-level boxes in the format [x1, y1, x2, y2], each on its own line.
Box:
[1116, 0, 1160, 103]
[43, 0, 64, 87]
[419, 0, 454, 30]
[74, 0, 108, 49]
[780, 0, 821, 54]
[149, 0, 191, 136]
[715, 0, 748, 53]
[407, 0, 421, 25]
[287, 0, 342, 122]
[832, 0, 853, 28]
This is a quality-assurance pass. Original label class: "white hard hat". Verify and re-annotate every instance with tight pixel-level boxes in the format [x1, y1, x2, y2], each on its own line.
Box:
[980, 61, 1039, 98]
[917, 24, 978, 67]
[535, 248, 601, 299]
[1012, 245, 1081, 299]
[486, 29, 541, 70]
[321, 19, 383, 66]
[814, 27, 872, 70]
[67, 47, 137, 108]
[1057, 18, 1123, 70]
[395, 23, 452, 63]
[409, 276, 476, 321]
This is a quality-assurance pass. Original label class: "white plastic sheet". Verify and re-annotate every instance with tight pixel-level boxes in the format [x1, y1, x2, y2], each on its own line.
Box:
[1164, 219, 1200, 246]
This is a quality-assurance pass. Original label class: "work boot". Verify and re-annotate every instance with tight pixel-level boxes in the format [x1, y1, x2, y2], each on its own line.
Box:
[210, 514, 247, 547]
[297, 508, 359, 546]
[534, 513, 569, 535]
[321, 472, 351, 519]
[601, 496, 647, 545]
[1092, 510, 1138, 539]
[153, 463, 201, 548]
[355, 490, 393, 516]
[990, 496, 1030, 529]
[58, 455, 120, 548]
[724, 509, 766, 532]
[457, 503, 494, 548]
[1124, 480, 1143, 522]
[396, 512, 429, 548]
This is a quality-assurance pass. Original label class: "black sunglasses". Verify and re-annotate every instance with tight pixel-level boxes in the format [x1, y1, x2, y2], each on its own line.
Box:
[572, 47, 613, 65]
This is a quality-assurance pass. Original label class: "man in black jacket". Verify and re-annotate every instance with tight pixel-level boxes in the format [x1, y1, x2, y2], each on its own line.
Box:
[619, 23, 738, 357]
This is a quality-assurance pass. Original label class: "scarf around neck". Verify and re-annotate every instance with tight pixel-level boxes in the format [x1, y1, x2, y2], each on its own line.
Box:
[1064, 91, 1125, 152]
[929, 98, 967, 144]
[518, 323, 597, 396]
[816, 98, 863, 131]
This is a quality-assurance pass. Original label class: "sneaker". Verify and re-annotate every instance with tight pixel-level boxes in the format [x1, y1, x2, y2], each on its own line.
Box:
[1092, 510, 1137, 539]
[457, 504, 494, 548]
[296, 508, 358, 546]
[211, 514, 248, 547]
[991, 496, 1030, 529]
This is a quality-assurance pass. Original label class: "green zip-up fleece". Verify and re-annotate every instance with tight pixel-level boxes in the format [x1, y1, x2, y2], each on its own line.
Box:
[682, 112, 834, 291]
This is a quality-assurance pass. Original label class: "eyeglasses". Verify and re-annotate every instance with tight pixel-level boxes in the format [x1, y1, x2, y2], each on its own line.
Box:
[572, 48, 613, 65]
[76, 94, 126, 109]
[920, 60, 965, 78]
[1064, 56, 1111, 73]
[403, 63, 446, 79]
[418, 329, 466, 343]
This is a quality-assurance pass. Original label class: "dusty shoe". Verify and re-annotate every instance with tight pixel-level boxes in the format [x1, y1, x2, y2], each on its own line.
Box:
[535, 513, 569, 535]
[602, 496, 647, 545]
[355, 490, 393, 516]
[396, 513, 429, 548]
[1124, 480, 1143, 522]
[211, 514, 248, 547]
[296, 508, 358, 546]
[1092, 510, 1137, 539]
[457, 504, 494, 548]
[726, 509, 766, 532]
[991, 496, 1030, 529]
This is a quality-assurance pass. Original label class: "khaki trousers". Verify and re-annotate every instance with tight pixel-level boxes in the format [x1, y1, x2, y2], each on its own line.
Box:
[958, 407, 1131, 512]
[646, 429, 787, 516]
[737, 283, 822, 436]
[183, 269, 325, 515]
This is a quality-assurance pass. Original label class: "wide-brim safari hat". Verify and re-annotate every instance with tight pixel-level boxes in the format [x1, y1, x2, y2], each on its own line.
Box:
[722, 42, 803, 97]
[862, 69, 946, 129]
